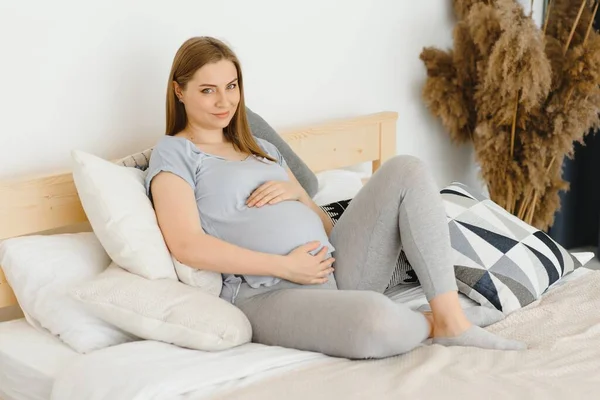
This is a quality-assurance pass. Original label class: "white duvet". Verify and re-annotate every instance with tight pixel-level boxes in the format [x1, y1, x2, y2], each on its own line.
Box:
[51, 341, 329, 400]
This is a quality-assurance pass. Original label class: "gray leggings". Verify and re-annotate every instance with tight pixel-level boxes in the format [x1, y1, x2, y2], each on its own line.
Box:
[235, 155, 458, 359]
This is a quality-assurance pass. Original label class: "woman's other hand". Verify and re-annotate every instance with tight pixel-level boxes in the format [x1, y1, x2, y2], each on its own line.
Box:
[280, 241, 335, 285]
[246, 180, 305, 207]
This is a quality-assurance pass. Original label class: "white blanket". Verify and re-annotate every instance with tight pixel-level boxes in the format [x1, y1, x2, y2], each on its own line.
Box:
[52, 271, 600, 400]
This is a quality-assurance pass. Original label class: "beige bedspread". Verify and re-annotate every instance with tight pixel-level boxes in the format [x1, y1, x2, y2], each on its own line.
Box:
[211, 271, 600, 400]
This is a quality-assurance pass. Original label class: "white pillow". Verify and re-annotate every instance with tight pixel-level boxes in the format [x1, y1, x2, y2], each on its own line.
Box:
[0, 233, 137, 353]
[70, 263, 252, 351]
[71, 149, 177, 280]
[172, 256, 222, 296]
[71, 149, 224, 295]
[313, 169, 364, 206]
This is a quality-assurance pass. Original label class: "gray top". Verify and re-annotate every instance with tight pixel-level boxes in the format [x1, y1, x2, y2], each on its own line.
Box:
[145, 135, 334, 303]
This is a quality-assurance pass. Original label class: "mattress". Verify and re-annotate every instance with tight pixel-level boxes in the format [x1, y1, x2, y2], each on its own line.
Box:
[0, 319, 78, 400]
[0, 253, 595, 400]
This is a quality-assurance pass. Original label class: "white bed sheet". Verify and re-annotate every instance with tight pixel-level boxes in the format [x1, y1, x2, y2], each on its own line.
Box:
[0, 254, 595, 400]
[0, 319, 79, 400]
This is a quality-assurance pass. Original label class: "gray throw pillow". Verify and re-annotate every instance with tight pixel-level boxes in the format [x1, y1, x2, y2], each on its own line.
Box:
[246, 107, 318, 197]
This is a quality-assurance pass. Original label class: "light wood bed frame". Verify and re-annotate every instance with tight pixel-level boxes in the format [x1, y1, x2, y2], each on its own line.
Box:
[0, 111, 398, 316]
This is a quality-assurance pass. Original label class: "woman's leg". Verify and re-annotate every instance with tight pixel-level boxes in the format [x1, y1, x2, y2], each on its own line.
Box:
[235, 284, 430, 359]
[330, 155, 456, 297]
[330, 155, 526, 350]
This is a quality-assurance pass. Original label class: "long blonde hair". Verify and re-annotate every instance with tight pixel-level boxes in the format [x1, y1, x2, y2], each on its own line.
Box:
[165, 37, 274, 161]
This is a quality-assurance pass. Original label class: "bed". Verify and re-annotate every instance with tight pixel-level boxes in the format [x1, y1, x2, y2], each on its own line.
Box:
[1, 111, 599, 400]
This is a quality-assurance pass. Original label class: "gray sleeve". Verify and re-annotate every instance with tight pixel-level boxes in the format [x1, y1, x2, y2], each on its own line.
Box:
[256, 138, 288, 169]
[246, 107, 319, 197]
[145, 139, 197, 199]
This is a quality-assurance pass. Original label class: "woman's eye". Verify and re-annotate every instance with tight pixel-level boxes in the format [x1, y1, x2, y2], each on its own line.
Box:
[227, 83, 237, 90]
[201, 88, 214, 94]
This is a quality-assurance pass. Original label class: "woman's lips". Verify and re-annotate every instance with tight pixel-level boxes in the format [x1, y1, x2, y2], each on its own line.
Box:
[212, 111, 230, 119]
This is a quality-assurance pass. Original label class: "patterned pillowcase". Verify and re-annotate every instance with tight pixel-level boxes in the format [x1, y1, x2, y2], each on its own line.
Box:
[319, 199, 417, 288]
[114, 148, 153, 170]
[442, 182, 582, 315]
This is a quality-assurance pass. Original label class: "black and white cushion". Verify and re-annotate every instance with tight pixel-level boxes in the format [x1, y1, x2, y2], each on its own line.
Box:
[441, 182, 583, 314]
[389, 251, 418, 287]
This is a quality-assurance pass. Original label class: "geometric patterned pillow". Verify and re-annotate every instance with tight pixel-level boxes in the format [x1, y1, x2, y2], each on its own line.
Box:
[319, 199, 417, 288]
[441, 182, 582, 315]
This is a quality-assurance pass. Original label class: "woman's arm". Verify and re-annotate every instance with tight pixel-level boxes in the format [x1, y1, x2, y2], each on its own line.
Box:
[150, 171, 285, 276]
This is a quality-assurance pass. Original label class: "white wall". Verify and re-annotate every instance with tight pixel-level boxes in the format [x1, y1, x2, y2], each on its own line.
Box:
[0, 0, 542, 188]
[531, 0, 546, 27]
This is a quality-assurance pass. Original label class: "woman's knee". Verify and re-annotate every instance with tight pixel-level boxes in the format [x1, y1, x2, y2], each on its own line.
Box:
[345, 293, 424, 359]
[370, 155, 433, 197]
[382, 155, 429, 178]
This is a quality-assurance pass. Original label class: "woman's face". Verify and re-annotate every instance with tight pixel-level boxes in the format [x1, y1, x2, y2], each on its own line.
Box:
[176, 59, 240, 131]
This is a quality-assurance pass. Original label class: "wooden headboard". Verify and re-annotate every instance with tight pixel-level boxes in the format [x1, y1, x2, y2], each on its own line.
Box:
[0, 111, 398, 313]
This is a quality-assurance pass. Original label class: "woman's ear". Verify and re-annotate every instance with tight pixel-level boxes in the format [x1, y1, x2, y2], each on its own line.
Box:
[173, 81, 184, 103]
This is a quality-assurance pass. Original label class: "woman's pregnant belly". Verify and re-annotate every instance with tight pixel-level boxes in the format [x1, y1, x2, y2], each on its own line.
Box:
[204, 200, 335, 257]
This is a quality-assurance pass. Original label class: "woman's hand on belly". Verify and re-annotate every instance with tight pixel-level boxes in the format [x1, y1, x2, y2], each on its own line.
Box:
[278, 241, 335, 285]
[246, 168, 334, 236]
[246, 179, 304, 208]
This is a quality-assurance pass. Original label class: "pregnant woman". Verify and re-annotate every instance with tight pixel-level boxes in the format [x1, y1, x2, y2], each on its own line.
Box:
[146, 36, 526, 359]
